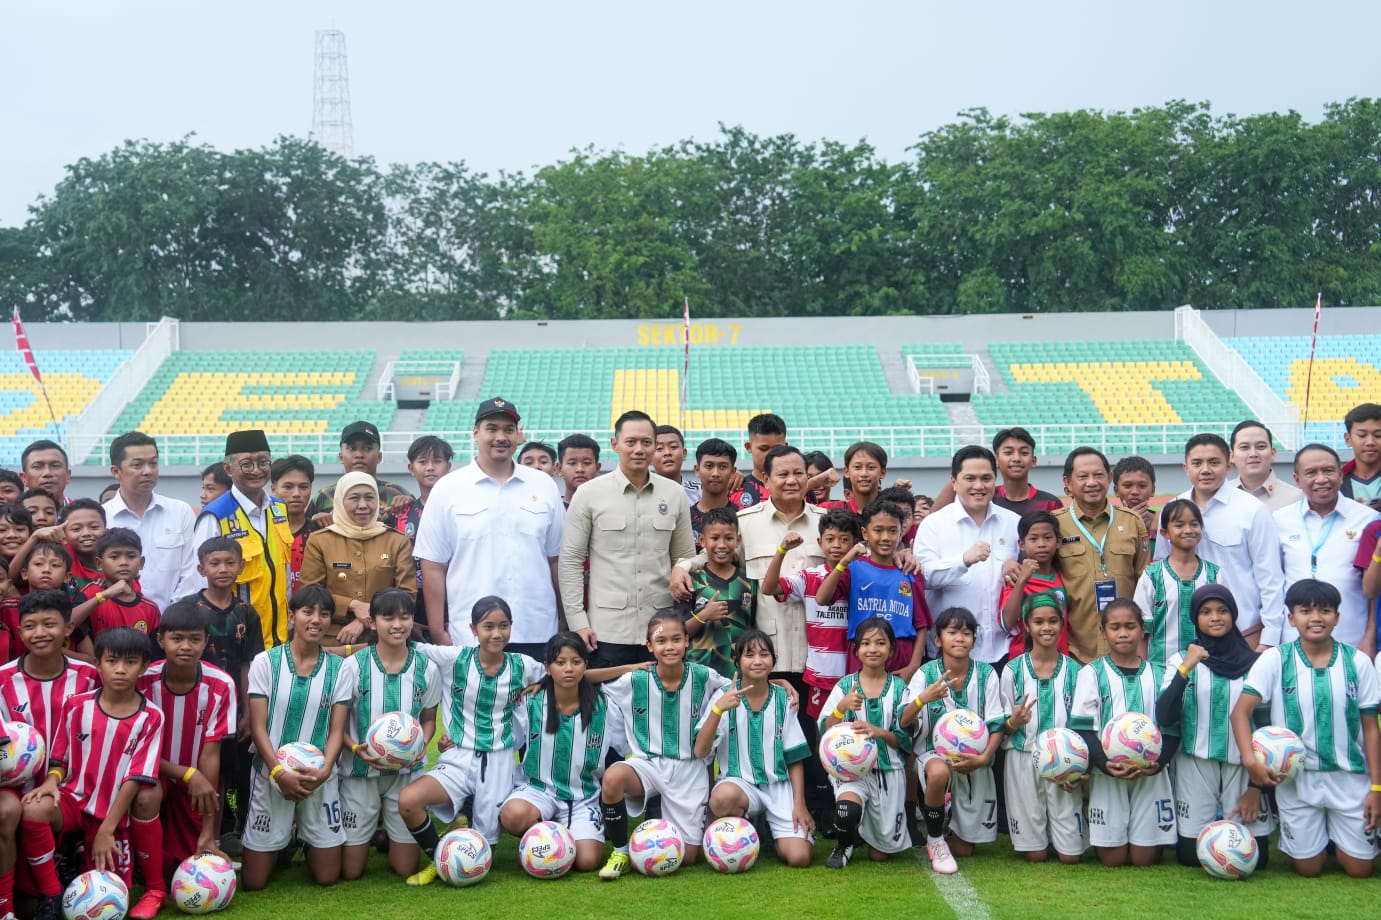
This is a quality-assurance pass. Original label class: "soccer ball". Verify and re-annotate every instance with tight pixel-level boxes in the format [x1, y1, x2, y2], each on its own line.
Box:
[818, 723, 877, 782]
[275, 741, 326, 773]
[170, 854, 237, 914]
[62, 870, 128, 920]
[362, 711, 427, 770]
[518, 821, 577, 878]
[1099, 712, 1162, 770]
[0, 720, 45, 788]
[1251, 725, 1305, 781]
[702, 816, 760, 874]
[629, 818, 685, 876]
[435, 828, 492, 886]
[932, 709, 990, 764]
[1031, 727, 1090, 784]
[1195, 820, 1259, 880]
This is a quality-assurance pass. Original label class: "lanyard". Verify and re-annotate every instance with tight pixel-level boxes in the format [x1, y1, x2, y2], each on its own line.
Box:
[1071, 512, 1110, 572]
[1300, 499, 1338, 575]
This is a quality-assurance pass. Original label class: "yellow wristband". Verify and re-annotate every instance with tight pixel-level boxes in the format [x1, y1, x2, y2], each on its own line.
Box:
[1372, 553, 1381, 564]
[835, 563, 846, 573]
[832, 707, 845, 720]
[350, 742, 361, 754]
[1177, 666, 1192, 679]
[1371, 784, 1381, 793]
[344, 644, 353, 657]
[711, 705, 724, 717]
[776, 545, 787, 556]
[95, 592, 107, 604]
[692, 612, 706, 624]
[182, 766, 196, 784]
[915, 696, 926, 709]
[269, 764, 285, 779]
[46, 768, 62, 782]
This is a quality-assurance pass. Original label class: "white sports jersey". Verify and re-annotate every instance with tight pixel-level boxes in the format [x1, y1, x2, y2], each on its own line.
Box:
[520, 688, 625, 801]
[247, 644, 357, 767]
[1159, 661, 1262, 765]
[1069, 657, 1165, 734]
[1134, 558, 1219, 670]
[818, 672, 910, 772]
[905, 658, 1004, 754]
[702, 683, 810, 785]
[416, 645, 544, 752]
[605, 664, 730, 762]
[1243, 641, 1380, 773]
[1000, 653, 1081, 752]
[341, 646, 442, 778]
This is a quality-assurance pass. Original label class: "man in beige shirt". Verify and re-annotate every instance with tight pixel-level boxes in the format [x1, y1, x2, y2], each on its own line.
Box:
[1227, 419, 1302, 512]
[559, 410, 695, 668]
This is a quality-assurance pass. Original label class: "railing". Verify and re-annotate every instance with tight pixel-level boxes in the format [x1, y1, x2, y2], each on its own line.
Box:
[375, 361, 462, 401]
[65, 317, 180, 464]
[1175, 305, 1300, 448]
[905, 354, 989, 395]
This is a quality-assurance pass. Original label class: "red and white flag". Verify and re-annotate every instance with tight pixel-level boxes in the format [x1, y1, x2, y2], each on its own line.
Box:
[1302, 293, 1322, 425]
[12, 307, 42, 385]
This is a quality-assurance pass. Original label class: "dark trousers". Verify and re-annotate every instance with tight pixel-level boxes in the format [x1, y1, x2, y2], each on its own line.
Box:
[506, 642, 549, 661]
[589, 641, 653, 670]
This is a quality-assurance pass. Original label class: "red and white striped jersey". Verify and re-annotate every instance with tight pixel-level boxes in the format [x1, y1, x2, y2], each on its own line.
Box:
[50, 690, 163, 819]
[0, 656, 101, 752]
[137, 662, 236, 769]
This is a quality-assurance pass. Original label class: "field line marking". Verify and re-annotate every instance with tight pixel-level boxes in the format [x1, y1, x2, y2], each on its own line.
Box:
[927, 867, 993, 920]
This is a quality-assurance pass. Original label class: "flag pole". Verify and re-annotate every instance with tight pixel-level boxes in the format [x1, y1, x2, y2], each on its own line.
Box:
[11, 308, 61, 440]
[1302, 293, 1322, 428]
[680, 297, 691, 427]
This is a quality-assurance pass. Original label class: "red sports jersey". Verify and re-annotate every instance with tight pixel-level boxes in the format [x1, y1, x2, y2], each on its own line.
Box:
[137, 662, 236, 769]
[0, 655, 101, 755]
[49, 691, 163, 820]
[66, 550, 103, 591]
[79, 584, 160, 637]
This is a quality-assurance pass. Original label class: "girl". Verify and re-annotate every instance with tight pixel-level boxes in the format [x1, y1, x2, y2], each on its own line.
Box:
[598, 610, 731, 880]
[819, 616, 911, 870]
[696, 629, 814, 868]
[1000, 594, 1086, 863]
[1134, 499, 1220, 671]
[336, 589, 440, 881]
[901, 607, 1005, 873]
[1156, 584, 1272, 869]
[499, 631, 628, 873]
[1070, 598, 1175, 867]
[243, 585, 356, 890]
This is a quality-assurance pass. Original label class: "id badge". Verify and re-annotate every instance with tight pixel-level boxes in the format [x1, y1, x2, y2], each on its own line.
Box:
[1094, 579, 1117, 612]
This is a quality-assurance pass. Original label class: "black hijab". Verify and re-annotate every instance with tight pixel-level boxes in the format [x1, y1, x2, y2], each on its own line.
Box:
[1189, 584, 1257, 680]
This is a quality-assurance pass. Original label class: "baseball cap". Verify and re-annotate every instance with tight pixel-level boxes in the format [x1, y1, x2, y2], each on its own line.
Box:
[340, 421, 380, 445]
[474, 397, 521, 425]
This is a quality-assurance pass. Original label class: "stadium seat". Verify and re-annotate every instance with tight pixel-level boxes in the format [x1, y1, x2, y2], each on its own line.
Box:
[0, 350, 133, 465]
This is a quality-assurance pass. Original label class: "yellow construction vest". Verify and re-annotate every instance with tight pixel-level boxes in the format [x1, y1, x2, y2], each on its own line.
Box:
[202, 491, 293, 648]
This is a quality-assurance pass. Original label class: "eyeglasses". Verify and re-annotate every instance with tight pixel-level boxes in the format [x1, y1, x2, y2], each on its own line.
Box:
[235, 458, 272, 473]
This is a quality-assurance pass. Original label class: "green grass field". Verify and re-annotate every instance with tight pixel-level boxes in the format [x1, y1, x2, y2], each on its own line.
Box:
[237, 835, 1378, 920]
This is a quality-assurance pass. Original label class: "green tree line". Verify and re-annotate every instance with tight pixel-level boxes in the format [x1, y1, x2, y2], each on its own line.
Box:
[2, 99, 1378, 322]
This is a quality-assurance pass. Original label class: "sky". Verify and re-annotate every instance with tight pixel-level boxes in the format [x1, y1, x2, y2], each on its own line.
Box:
[2, 0, 1377, 227]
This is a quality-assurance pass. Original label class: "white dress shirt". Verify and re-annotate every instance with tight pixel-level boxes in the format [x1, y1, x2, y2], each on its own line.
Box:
[914, 500, 1020, 663]
[103, 490, 197, 610]
[1155, 485, 1286, 638]
[1227, 473, 1302, 512]
[1274, 498, 1380, 647]
[415, 461, 565, 647]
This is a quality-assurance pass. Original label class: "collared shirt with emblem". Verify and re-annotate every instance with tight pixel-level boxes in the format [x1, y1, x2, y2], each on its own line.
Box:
[1055, 501, 1150, 663]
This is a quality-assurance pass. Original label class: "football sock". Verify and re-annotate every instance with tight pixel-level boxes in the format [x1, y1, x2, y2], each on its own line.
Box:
[905, 799, 921, 846]
[1254, 836, 1270, 872]
[0, 868, 13, 915]
[833, 800, 861, 850]
[1175, 836, 1198, 868]
[923, 805, 945, 841]
[19, 820, 59, 896]
[130, 816, 165, 893]
[602, 801, 629, 852]
[408, 818, 440, 857]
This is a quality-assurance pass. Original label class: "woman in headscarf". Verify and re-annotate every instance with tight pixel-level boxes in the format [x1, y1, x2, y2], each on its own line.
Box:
[1155, 584, 1272, 869]
[300, 471, 416, 645]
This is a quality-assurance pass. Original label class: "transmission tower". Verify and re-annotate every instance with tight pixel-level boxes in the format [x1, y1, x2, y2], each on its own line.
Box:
[312, 30, 354, 157]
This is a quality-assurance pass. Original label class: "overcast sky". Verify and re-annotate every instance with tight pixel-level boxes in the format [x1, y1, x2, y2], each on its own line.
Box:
[2, 0, 1376, 226]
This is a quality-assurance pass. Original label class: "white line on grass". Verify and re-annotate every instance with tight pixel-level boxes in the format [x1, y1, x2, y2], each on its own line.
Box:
[927, 867, 992, 920]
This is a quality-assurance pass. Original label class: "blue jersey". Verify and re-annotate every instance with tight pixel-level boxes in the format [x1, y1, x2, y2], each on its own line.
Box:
[842, 558, 927, 640]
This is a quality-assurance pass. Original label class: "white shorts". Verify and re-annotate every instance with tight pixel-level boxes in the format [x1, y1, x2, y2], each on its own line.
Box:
[947, 762, 998, 845]
[714, 776, 813, 842]
[833, 769, 908, 854]
[243, 765, 344, 852]
[503, 785, 605, 842]
[622, 757, 711, 846]
[1276, 769, 1377, 861]
[1172, 751, 1275, 839]
[1003, 749, 1088, 856]
[1087, 770, 1176, 848]
[339, 773, 412, 846]
[422, 746, 517, 844]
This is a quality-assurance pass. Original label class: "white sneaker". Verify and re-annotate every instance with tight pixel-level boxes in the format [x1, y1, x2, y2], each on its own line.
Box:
[926, 838, 958, 874]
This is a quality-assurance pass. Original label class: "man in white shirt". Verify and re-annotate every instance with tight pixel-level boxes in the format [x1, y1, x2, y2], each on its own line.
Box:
[1227, 419, 1301, 512]
[914, 445, 1020, 665]
[1274, 443, 1380, 653]
[102, 431, 197, 611]
[1155, 433, 1286, 649]
[414, 398, 564, 655]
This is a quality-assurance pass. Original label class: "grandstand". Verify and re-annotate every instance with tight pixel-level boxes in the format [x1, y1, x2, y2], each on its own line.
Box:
[0, 349, 131, 465]
[1228, 334, 1381, 443]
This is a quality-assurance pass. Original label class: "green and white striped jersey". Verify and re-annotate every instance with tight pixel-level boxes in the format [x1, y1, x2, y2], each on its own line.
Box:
[341, 645, 442, 778]
[999, 653, 1081, 752]
[605, 664, 729, 762]
[1134, 558, 1220, 671]
[700, 683, 809, 785]
[905, 658, 1005, 754]
[416, 645, 545, 752]
[521, 689, 625, 801]
[248, 644, 357, 768]
[1243, 641, 1380, 773]
[1069, 656, 1165, 734]
[819, 672, 911, 771]
[1159, 660, 1263, 765]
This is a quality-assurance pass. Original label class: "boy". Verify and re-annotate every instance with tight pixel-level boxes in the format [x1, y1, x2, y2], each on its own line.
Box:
[739, 413, 788, 508]
[689, 438, 737, 547]
[1232, 578, 1381, 878]
[654, 426, 700, 505]
[518, 442, 557, 476]
[991, 428, 1062, 517]
[555, 434, 601, 508]
[386, 437, 454, 630]
[1113, 456, 1159, 541]
[138, 605, 237, 872]
[0, 591, 100, 918]
[0, 505, 33, 571]
[20, 627, 165, 920]
[682, 507, 754, 678]
[72, 529, 159, 638]
[271, 455, 317, 597]
[11, 498, 109, 592]
[0, 473, 22, 507]
[19, 491, 57, 531]
[877, 485, 918, 547]
[1000, 510, 1070, 661]
[1342, 403, 1381, 509]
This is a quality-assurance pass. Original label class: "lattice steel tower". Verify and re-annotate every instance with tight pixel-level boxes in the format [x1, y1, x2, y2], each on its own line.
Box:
[312, 30, 354, 157]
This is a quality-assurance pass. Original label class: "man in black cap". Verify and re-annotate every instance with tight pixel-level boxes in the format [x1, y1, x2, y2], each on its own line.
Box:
[307, 420, 412, 524]
[414, 397, 565, 654]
